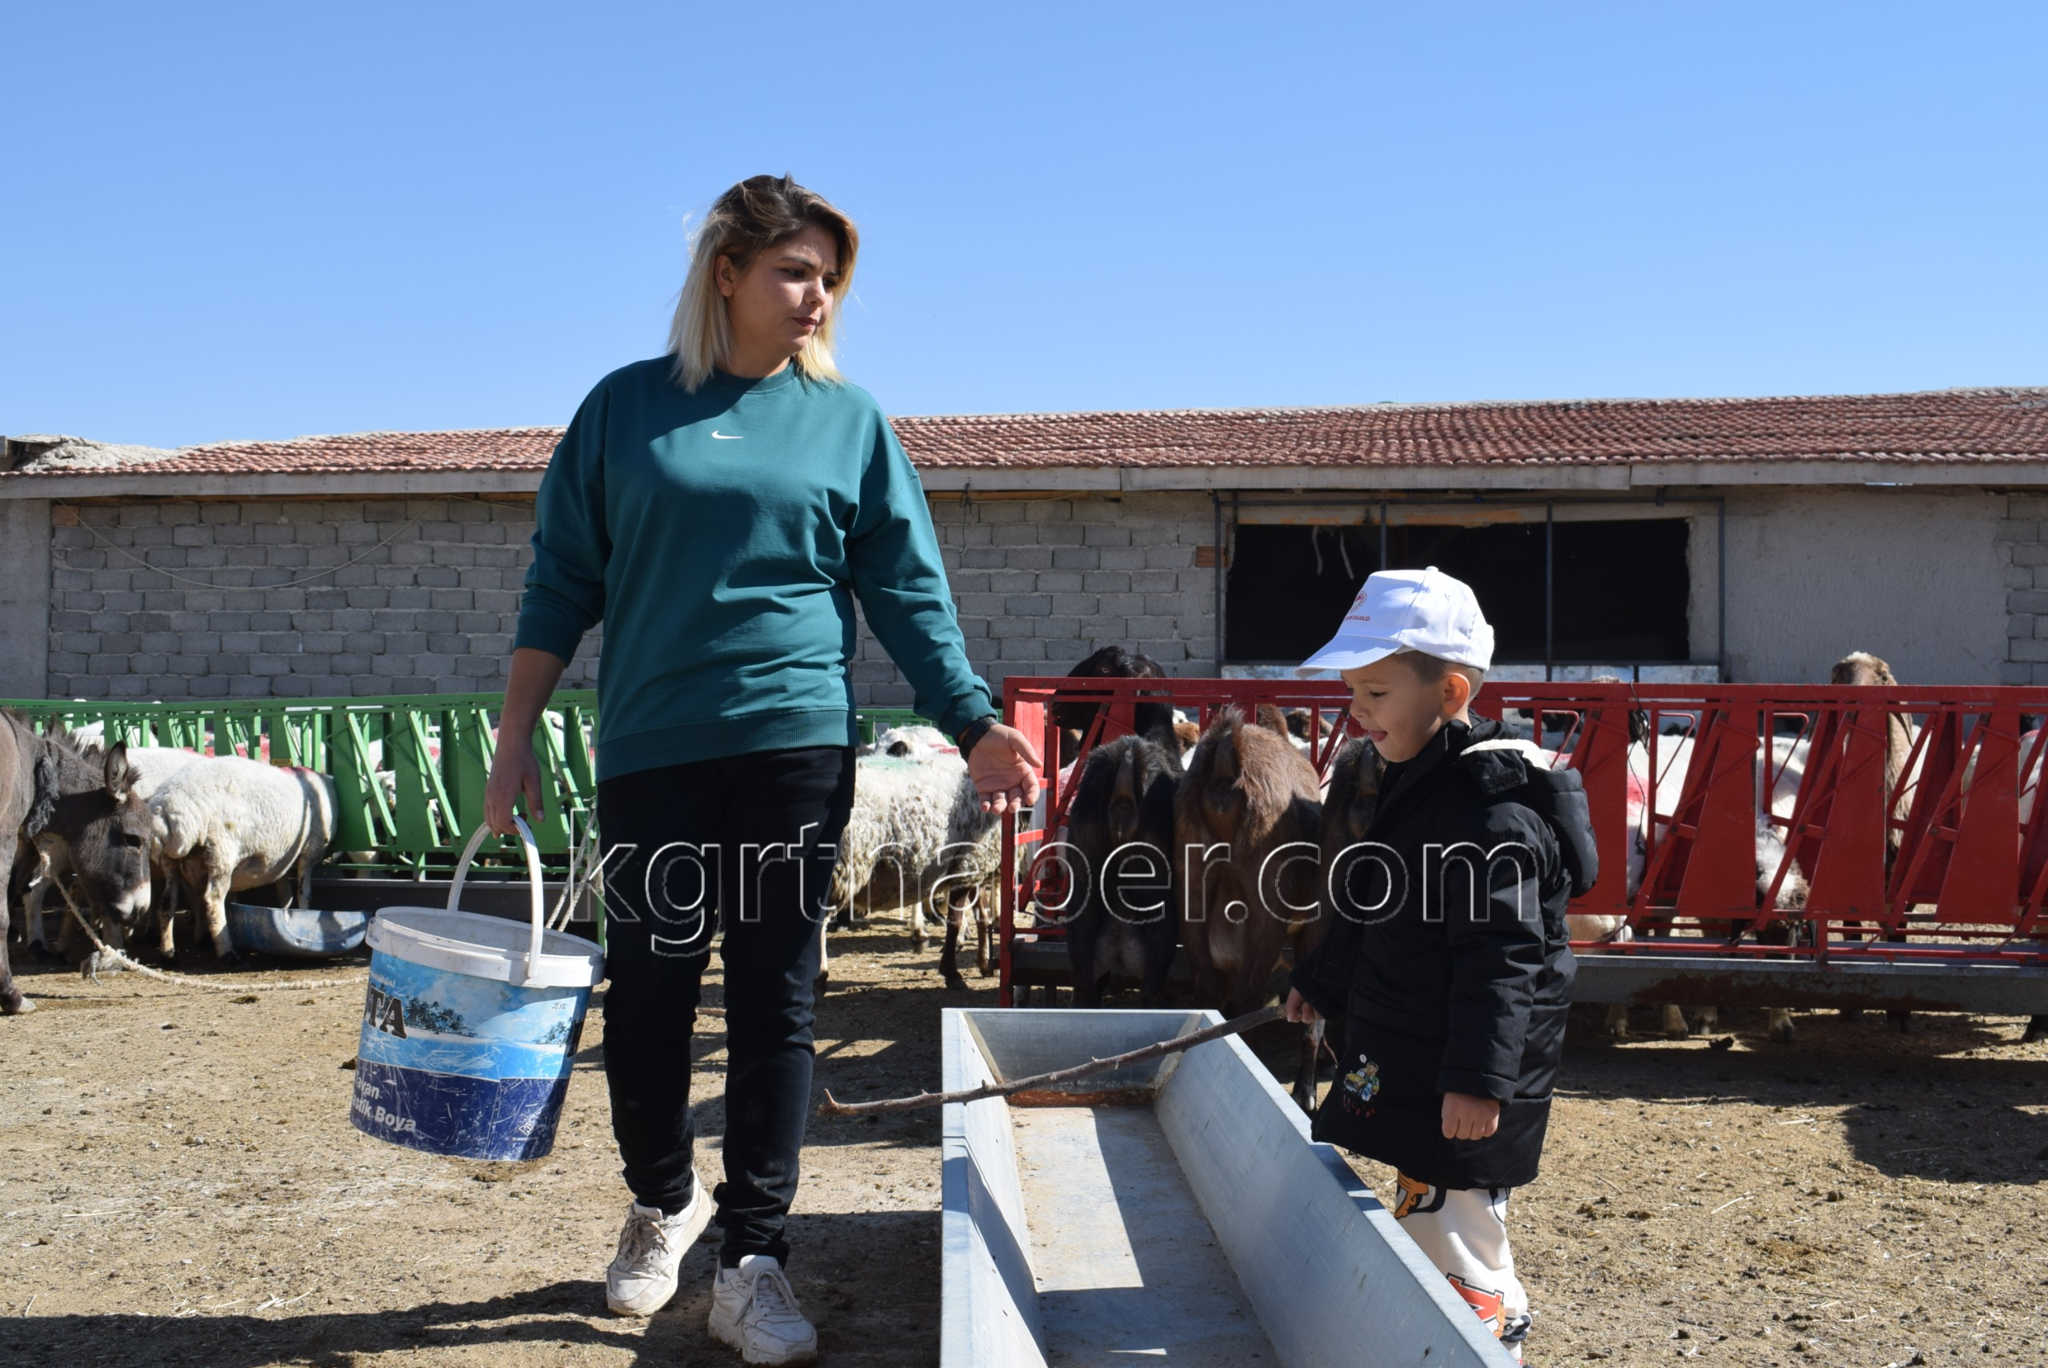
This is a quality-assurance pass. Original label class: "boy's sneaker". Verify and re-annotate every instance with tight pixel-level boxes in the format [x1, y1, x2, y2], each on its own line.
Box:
[1500, 1310, 1532, 1364]
[708, 1254, 819, 1366]
[604, 1177, 710, 1316]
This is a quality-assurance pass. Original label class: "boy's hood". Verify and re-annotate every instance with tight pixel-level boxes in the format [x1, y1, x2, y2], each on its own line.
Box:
[1344, 711, 1601, 908]
[1450, 715, 1542, 795]
[1449, 715, 1601, 898]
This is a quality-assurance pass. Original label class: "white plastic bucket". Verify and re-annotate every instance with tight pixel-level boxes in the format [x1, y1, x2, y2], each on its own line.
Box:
[349, 816, 604, 1161]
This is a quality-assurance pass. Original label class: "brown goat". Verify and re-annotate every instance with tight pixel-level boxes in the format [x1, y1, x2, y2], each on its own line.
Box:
[1319, 738, 1386, 864]
[1289, 737, 1386, 1108]
[1051, 646, 1178, 755]
[1064, 733, 1183, 1007]
[1252, 704, 1296, 739]
[1174, 707, 1323, 1017]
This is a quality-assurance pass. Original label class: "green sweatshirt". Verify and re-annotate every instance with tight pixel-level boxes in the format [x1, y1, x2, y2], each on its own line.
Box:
[515, 357, 993, 781]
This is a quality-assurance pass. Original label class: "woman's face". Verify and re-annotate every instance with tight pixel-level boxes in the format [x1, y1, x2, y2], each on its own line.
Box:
[717, 224, 841, 372]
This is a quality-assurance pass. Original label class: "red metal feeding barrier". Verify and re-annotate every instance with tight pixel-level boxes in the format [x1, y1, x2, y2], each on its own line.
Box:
[996, 677, 2048, 1016]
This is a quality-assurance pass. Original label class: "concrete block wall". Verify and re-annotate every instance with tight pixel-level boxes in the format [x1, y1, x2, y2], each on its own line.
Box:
[1720, 488, 2007, 686]
[0, 498, 51, 698]
[2000, 493, 2048, 684]
[852, 492, 1218, 706]
[25, 483, 2033, 701]
[44, 497, 598, 700]
[37, 491, 1217, 708]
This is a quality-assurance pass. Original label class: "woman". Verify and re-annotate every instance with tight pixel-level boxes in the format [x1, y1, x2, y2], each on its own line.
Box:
[483, 174, 1039, 1367]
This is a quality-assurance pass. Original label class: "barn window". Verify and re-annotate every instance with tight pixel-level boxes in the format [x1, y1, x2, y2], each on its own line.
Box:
[1224, 509, 1693, 669]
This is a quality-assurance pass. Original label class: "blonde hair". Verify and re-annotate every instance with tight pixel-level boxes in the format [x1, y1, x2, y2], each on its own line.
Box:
[667, 174, 859, 392]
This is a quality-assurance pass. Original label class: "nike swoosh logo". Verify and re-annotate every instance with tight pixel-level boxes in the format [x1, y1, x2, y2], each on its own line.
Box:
[711, 429, 743, 440]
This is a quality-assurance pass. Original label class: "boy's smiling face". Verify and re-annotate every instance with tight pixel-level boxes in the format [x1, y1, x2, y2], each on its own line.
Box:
[1340, 654, 1474, 763]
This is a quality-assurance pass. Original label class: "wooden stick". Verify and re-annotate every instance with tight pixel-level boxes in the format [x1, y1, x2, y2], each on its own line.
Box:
[817, 1004, 1284, 1116]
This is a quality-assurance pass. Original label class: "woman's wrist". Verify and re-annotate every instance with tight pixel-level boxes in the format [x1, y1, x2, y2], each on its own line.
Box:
[954, 714, 1000, 759]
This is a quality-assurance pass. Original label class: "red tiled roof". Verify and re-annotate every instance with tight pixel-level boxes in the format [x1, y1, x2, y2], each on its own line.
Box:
[189, 428, 562, 473]
[11, 387, 2048, 479]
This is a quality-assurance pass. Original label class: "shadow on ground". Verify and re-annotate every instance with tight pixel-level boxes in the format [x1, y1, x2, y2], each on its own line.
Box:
[5, 1212, 939, 1368]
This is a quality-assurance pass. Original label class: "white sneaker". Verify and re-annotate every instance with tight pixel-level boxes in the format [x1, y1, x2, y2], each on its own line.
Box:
[604, 1178, 710, 1316]
[708, 1255, 819, 1366]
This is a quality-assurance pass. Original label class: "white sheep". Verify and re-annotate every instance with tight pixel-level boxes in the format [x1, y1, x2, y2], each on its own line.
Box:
[147, 756, 337, 963]
[1484, 731, 1810, 1041]
[1603, 732, 1810, 1041]
[824, 752, 1003, 988]
[857, 723, 954, 759]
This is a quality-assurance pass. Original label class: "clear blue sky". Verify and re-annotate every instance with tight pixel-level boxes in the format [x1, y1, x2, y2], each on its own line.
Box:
[5, 2, 2042, 449]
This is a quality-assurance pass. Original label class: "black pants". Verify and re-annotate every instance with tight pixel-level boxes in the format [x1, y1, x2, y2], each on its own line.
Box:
[596, 745, 854, 1269]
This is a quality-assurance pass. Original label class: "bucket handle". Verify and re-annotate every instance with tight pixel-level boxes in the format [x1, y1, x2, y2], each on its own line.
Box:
[448, 816, 547, 985]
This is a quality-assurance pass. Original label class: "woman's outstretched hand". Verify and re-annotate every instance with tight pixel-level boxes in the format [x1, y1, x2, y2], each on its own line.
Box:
[968, 723, 1042, 815]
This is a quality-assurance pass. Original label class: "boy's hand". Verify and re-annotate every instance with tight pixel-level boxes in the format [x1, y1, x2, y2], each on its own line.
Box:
[1283, 988, 1319, 1025]
[1441, 1091, 1500, 1140]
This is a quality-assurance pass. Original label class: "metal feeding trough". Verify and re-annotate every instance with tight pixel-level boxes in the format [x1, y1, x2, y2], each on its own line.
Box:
[224, 902, 370, 959]
[940, 1009, 1514, 1367]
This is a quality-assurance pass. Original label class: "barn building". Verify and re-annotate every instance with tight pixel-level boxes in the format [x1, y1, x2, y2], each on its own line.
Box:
[3, 386, 2046, 706]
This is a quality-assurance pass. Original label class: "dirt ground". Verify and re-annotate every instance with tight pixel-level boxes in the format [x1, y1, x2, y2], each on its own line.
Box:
[4, 922, 2046, 1367]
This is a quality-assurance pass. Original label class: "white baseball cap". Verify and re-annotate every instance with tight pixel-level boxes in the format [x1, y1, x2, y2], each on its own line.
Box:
[1296, 566, 1495, 674]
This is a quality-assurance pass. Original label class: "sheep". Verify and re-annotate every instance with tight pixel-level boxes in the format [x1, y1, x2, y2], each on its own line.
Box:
[1466, 717, 1807, 1042]
[1609, 731, 1810, 1042]
[147, 756, 337, 964]
[1174, 707, 1324, 1018]
[858, 724, 954, 759]
[825, 725, 956, 934]
[825, 752, 1004, 989]
[832, 718, 963, 941]
[1062, 732, 1183, 1008]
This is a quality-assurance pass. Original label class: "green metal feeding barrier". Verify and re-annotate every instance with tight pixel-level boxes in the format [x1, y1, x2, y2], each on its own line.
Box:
[2, 691, 925, 882]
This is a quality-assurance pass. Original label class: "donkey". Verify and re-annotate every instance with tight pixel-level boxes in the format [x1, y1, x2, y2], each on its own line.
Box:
[2, 713, 155, 1014]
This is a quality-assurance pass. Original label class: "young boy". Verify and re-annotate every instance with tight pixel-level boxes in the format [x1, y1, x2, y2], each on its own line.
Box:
[1285, 567, 1597, 1365]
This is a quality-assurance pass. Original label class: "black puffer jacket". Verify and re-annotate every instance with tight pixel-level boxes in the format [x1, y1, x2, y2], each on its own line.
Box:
[1293, 714, 1595, 1190]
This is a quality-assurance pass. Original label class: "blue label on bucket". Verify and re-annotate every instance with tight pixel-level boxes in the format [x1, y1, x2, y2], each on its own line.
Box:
[350, 1058, 572, 1160]
[355, 955, 588, 1082]
[349, 949, 591, 1161]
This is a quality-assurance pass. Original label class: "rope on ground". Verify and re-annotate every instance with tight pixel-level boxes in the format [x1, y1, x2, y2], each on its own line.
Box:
[52, 882, 369, 994]
[42, 879, 716, 1009]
